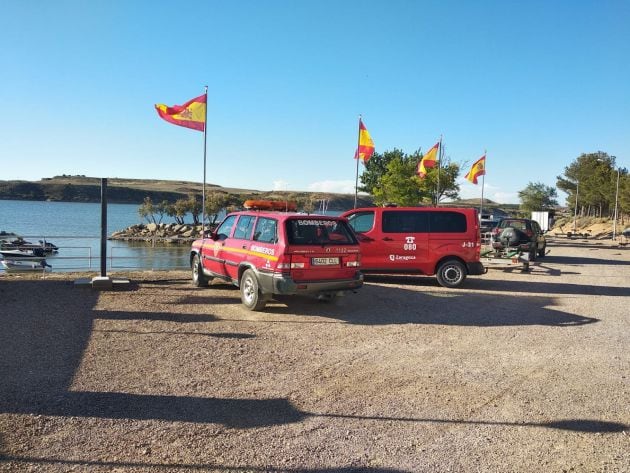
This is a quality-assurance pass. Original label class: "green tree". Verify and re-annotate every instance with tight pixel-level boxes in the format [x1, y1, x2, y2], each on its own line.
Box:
[518, 182, 558, 212]
[167, 198, 190, 224]
[204, 192, 229, 226]
[372, 152, 427, 206]
[187, 194, 202, 225]
[138, 197, 156, 224]
[362, 148, 460, 206]
[138, 197, 169, 224]
[557, 152, 624, 217]
[424, 156, 461, 205]
[358, 149, 401, 194]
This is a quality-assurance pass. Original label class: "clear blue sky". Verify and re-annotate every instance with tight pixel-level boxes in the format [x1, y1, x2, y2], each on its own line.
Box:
[1, 1, 628, 204]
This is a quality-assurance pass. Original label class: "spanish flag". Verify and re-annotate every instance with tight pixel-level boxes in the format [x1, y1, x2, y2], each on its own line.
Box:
[155, 93, 206, 132]
[416, 141, 439, 178]
[354, 119, 375, 163]
[465, 155, 486, 184]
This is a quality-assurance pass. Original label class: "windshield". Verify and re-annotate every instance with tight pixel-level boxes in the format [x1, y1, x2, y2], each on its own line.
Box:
[285, 218, 356, 245]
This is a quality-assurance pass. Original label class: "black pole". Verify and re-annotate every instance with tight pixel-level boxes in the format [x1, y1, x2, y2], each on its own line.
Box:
[100, 178, 108, 277]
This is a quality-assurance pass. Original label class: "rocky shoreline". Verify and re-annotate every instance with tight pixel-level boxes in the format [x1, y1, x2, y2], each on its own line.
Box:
[109, 223, 210, 244]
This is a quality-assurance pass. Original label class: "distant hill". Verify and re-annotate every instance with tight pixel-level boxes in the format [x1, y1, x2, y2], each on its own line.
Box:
[0, 175, 373, 210]
[0, 175, 521, 211]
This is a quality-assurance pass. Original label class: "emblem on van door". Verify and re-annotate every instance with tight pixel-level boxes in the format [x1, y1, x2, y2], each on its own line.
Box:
[404, 236, 416, 250]
[390, 254, 416, 261]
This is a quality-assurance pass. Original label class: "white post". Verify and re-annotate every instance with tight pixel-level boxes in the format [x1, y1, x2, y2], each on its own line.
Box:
[613, 168, 620, 241]
[573, 181, 579, 233]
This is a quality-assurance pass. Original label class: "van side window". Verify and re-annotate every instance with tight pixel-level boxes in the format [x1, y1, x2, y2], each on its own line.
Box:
[382, 211, 429, 233]
[233, 215, 255, 240]
[253, 217, 278, 244]
[429, 212, 467, 233]
[216, 215, 237, 240]
[346, 211, 375, 233]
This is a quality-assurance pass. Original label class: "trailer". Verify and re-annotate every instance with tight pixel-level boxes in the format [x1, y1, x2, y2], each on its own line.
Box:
[480, 246, 534, 271]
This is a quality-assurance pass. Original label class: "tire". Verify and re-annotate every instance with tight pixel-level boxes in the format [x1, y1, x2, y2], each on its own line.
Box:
[538, 244, 546, 258]
[499, 227, 525, 247]
[192, 254, 209, 287]
[529, 244, 537, 262]
[240, 269, 267, 311]
[436, 259, 467, 288]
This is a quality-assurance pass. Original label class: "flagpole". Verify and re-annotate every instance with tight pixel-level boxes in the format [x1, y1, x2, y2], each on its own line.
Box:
[436, 135, 442, 206]
[480, 151, 486, 221]
[202, 85, 208, 239]
[354, 115, 361, 209]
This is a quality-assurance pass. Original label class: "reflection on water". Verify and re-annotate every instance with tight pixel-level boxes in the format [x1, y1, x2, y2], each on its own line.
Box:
[2, 237, 191, 273]
[109, 241, 191, 271]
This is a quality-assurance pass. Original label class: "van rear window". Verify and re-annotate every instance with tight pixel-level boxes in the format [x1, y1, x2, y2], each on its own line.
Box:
[430, 212, 467, 233]
[286, 219, 356, 245]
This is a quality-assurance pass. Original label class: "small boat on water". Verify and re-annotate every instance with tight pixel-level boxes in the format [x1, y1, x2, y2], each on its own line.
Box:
[0, 237, 58, 254]
[0, 259, 52, 273]
[0, 248, 47, 260]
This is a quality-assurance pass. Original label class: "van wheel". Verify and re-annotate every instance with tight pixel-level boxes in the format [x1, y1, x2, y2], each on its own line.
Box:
[192, 254, 208, 287]
[436, 260, 466, 288]
[240, 269, 266, 311]
[538, 245, 546, 258]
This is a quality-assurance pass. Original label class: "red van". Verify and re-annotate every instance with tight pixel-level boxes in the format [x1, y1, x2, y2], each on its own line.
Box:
[341, 206, 485, 288]
[190, 209, 363, 310]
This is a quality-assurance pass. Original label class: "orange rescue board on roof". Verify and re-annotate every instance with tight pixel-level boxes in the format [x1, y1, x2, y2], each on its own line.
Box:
[243, 200, 298, 211]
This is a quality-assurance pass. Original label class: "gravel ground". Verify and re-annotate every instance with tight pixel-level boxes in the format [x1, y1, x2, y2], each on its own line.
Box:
[1, 237, 628, 473]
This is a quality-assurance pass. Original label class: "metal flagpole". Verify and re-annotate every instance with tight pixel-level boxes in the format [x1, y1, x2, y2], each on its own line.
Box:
[202, 85, 208, 239]
[435, 135, 442, 206]
[479, 151, 486, 221]
[354, 115, 361, 209]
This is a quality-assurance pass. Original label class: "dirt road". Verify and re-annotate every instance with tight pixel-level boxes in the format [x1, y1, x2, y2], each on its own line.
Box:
[1, 237, 628, 472]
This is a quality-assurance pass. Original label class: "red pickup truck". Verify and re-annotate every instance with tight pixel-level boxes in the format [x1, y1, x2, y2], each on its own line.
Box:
[341, 206, 485, 288]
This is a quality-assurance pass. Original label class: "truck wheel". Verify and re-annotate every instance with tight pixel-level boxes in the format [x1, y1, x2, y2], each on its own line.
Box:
[529, 246, 537, 262]
[192, 254, 208, 287]
[436, 259, 466, 288]
[240, 269, 267, 311]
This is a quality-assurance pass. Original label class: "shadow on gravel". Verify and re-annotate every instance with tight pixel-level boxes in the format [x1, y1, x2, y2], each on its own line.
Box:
[93, 328, 255, 338]
[0, 279, 622, 472]
[464, 278, 628, 297]
[0, 455, 409, 473]
[0, 279, 283, 431]
[312, 412, 628, 433]
[258, 285, 599, 327]
[543, 254, 630, 266]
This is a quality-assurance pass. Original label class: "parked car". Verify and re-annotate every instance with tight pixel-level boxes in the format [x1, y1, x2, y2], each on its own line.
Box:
[491, 218, 547, 260]
[341, 206, 485, 288]
[190, 205, 363, 311]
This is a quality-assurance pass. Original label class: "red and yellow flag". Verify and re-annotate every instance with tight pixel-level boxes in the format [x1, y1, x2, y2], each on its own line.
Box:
[354, 119, 375, 163]
[465, 155, 486, 184]
[416, 141, 439, 178]
[155, 93, 206, 131]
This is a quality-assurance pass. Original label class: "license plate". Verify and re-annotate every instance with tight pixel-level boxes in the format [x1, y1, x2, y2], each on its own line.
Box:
[312, 257, 339, 266]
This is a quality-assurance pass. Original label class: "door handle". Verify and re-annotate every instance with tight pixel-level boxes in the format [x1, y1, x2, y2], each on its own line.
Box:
[382, 237, 394, 241]
[242, 245, 248, 249]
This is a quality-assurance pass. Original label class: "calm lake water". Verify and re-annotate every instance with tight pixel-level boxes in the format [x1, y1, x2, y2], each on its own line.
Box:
[0, 200, 191, 272]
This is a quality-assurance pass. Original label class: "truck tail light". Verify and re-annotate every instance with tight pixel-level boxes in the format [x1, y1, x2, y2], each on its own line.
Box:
[345, 253, 361, 267]
[277, 255, 306, 269]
